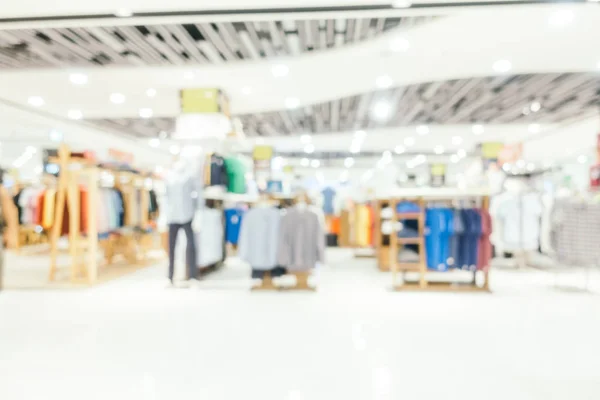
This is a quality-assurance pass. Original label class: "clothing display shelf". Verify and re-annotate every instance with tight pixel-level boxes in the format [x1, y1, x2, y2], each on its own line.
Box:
[379, 188, 492, 292]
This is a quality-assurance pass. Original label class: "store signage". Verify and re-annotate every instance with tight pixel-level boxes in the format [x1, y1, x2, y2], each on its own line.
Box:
[429, 163, 446, 187]
[252, 145, 273, 162]
[180, 88, 230, 116]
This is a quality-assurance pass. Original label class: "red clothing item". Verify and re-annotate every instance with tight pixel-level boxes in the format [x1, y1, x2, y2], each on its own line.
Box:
[477, 209, 493, 271]
[34, 192, 44, 226]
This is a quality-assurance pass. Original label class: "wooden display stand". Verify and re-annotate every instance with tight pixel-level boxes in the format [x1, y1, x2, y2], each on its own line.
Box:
[374, 199, 391, 271]
[385, 190, 491, 292]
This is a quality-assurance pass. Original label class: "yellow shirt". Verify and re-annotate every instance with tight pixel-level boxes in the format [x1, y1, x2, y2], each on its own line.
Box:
[42, 189, 56, 230]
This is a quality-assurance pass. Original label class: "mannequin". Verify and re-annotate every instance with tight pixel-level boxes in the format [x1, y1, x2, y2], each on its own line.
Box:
[165, 156, 200, 285]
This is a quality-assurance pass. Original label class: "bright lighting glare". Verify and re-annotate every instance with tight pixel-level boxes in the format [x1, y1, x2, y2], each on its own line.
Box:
[452, 136, 463, 145]
[530, 101, 541, 112]
[68, 109, 83, 120]
[159, 131, 168, 139]
[49, 130, 63, 142]
[242, 86, 252, 95]
[457, 149, 467, 158]
[392, 0, 412, 8]
[170, 145, 180, 155]
[578, 155, 588, 164]
[548, 9, 575, 27]
[472, 124, 484, 135]
[184, 71, 195, 80]
[516, 159, 526, 168]
[416, 125, 429, 135]
[434, 146, 444, 154]
[304, 144, 315, 154]
[527, 163, 535, 171]
[371, 101, 392, 121]
[502, 163, 511, 172]
[404, 137, 415, 146]
[528, 123, 541, 133]
[310, 159, 320, 168]
[69, 73, 88, 85]
[110, 93, 126, 104]
[354, 130, 367, 140]
[344, 157, 354, 168]
[522, 106, 531, 116]
[26, 146, 37, 154]
[350, 145, 361, 154]
[146, 88, 157, 97]
[493, 59, 512, 73]
[139, 108, 153, 118]
[451, 154, 459, 163]
[301, 158, 310, 167]
[376, 75, 393, 89]
[115, 8, 133, 17]
[285, 97, 300, 109]
[148, 138, 160, 148]
[300, 134, 311, 143]
[340, 170, 349, 182]
[394, 145, 405, 154]
[28, 96, 44, 107]
[272, 64, 289, 78]
[389, 37, 410, 52]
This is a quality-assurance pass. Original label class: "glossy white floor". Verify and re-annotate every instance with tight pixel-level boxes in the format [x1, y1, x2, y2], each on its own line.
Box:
[1, 249, 599, 400]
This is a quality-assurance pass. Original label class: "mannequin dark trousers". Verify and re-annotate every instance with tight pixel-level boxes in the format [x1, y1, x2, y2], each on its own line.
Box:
[168, 220, 197, 281]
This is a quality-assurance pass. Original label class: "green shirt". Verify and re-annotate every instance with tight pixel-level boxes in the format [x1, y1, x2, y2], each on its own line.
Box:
[224, 157, 246, 194]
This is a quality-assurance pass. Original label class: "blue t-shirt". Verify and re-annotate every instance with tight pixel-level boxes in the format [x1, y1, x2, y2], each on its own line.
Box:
[225, 208, 245, 245]
[321, 187, 336, 215]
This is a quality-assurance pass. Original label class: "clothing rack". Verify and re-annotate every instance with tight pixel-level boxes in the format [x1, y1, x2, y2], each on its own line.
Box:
[381, 188, 491, 292]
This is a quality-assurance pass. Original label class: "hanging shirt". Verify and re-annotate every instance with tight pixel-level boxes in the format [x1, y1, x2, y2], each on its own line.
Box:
[224, 207, 245, 245]
[448, 209, 464, 268]
[277, 207, 325, 271]
[425, 208, 449, 271]
[238, 206, 281, 269]
[224, 157, 246, 194]
[209, 154, 228, 187]
[321, 187, 336, 215]
[477, 209, 493, 271]
[496, 193, 542, 251]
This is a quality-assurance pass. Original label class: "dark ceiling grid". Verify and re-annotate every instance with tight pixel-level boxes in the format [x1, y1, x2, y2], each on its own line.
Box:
[0, 16, 430, 69]
[87, 73, 600, 138]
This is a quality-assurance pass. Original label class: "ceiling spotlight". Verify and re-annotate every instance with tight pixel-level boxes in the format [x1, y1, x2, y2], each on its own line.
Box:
[516, 159, 526, 168]
[49, 130, 63, 142]
[389, 37, 410, 52]
[416, 125, 429, 135]
[170, 145, 180, 155]
[344, 157, 354, 168]
[451, 154, 459, 163]
[115, 8, 133, 17]
[28, 96, 44, 107]
[434, 145, 444, 154]
[350, 145, 361, 154]
[272, 64, 289, 78]
[376, 75, 393, 89]
[472, 124, 484, 135]
[241, 86, 252, 95]
[139, 108, 153, 118]
[285, 97, 300, 109]
[457, 149, 467, 158]
[146, 88, 157, 97]
[392, 0, 412, 8]
[148, 138, 160, 148]
[493, 59, 512, 73]
[548, 9, 575, 27]
[530, 101, 541, 112]
[527, 163, 535, 171]
[522, 107, 531, 116]
[452, 136, 463, 145]
[394, 145, 405, 154]
[110, 93, 126, 104]
[404, 137, 415, 146]
[502, 163, 511, 172]
[300, 134, 311, 143]
[354, 130, 367, 140]
[310, 159, 320, 168]
[67, 109, 83, 120]
[69, 73, 88, 85]
[371, 100, 392, 121]
[304, 144, 315, 154]
[300, 158, 310, 167]
[528, 123, 541, 133]
[578, 155, 588, 164]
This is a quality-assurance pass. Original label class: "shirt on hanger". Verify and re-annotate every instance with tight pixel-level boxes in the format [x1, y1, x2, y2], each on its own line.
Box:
[321, 187, 336, 215]
[238, 206, 281, 269]
[497, 193, 542, 251]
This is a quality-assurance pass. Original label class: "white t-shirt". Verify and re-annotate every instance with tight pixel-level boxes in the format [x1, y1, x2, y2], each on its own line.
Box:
[496, 192, 542, 251]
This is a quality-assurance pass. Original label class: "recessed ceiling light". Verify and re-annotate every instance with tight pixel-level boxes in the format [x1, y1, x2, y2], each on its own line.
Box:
[304, 144, 315, 154]
[493, 59, 512, 73]
[300, 134, 311, 143]
[451, 154, 459, 163]
[272, 64, 289, 78]
[28, 96, 44, 107]
[502, 163, 511, 172]
[371, 100, 392, 121]
[434, 145, 444, 154]
[310, 159, 320, 168]
[394, 145, 405, 154]
[528, 123, 541, 133]
[516, 159, 526, 168]
[350, 145, 361, 154]
[404, 137, 415, 146]
[148, 138, 160, 148]
[170, 145, 180, 155]
[146, 88, 157, 97]
[530, 101, 541, 112]
[241, 86, 252, 95]
[452, 136, 463, 145]
[416, 125, 429, 135]
[392, 0, 412, 8]
[457, 149, 467, 158]
[69, 73, 88, 85]
[285, 97, 300, 109]
[344, 157, 354, 168]
[376, 75, 393, 89]
[139, 108, 153, 118]
[389, 37, 410, 52]
[301, 158, 310, 167]
[548, 9, 575, 27]
[115, 8, 133, 17]
[522, 107, 531, 115]
[526, 163, 535, 171]
[110, 93, 125, 104]
[67, 109, 83, 120]
[159, 131, 168, 139]
[578, 155, 588, 164]
[354, 130, 367, 140]
[472, 124, 484, 135]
